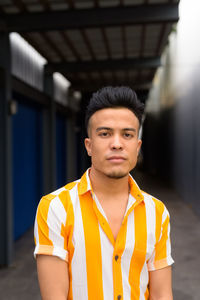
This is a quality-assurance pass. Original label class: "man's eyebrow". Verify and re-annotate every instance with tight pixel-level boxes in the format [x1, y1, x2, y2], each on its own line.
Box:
[96, 127, 111, 132]
[123, 128, 136, 132]
[96, 127, 136, 132]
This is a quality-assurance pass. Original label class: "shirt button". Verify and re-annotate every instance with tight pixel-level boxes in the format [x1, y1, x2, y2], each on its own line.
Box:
[115, 255, 119, 261]
[117, 295, 122, 300]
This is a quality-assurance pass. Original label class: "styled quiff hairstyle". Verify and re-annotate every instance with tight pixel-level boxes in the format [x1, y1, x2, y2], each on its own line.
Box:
[85, 86, 144, 134]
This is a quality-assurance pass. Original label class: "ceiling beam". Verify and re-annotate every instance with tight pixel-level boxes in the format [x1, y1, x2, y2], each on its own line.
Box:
[71, 80, 152, 93]
[12, 75, 71, 115]
[46, 56, 161, 74]
[11, 0, 27, 12]
[12, 76, 50, 107]
[0, 3, 179, 32]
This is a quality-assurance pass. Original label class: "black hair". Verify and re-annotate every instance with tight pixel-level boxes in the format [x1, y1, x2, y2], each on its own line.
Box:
[85, 86, 144, 133]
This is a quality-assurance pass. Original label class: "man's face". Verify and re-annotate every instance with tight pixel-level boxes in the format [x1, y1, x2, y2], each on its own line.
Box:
[85, 107, 142, 179]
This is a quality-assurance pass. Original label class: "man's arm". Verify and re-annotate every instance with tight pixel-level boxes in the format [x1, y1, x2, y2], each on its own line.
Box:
[36, 255, 69, 300]
[149, 266, 173, 300]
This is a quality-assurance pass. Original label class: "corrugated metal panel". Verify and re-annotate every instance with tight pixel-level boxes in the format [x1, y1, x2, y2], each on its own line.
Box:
[10, 33, 71, 105]
[10, 33, 46, 91]
[85, 28, 107, 60]
[53, 72, 70, 105]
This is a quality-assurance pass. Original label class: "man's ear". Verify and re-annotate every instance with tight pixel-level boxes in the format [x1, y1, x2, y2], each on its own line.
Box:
[137, 139, 142, 156]
[84, 138, 92, 156]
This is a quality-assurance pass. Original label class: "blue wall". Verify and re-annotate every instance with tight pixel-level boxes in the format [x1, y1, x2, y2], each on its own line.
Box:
[12, 100, 42, 240]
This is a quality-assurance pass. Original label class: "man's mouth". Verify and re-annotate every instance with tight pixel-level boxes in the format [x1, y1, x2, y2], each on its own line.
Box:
[107, 156, 126, 163]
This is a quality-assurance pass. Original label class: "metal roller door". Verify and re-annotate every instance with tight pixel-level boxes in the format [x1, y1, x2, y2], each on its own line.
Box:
[12, 99, 42, 240]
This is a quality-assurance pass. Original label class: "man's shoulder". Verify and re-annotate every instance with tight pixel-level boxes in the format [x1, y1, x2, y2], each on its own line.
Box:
[41, 179, 80, 204]
[64, 179, 80, 191]
[141, 190, 168, 214]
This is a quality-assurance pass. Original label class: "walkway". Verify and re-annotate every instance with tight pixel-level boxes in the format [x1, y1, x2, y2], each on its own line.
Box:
[0, 171, 200, 300]
[133, 170, 200, 300]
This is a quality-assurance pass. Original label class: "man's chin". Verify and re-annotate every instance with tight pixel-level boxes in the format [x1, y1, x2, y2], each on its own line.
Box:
[106, 171, 128, 179]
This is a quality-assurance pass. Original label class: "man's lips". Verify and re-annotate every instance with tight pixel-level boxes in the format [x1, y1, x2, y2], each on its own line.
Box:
[107, 156, 126, 162]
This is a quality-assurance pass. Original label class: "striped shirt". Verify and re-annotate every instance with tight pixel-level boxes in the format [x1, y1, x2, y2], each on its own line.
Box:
[34, 168, 174, 300]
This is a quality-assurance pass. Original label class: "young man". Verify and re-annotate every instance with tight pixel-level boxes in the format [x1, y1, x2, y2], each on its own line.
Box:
[34, 86, 174, 300]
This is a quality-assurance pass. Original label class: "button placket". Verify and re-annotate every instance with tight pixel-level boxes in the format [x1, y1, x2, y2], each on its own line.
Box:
[113, 252, 123, 300]
[113, 223, 126, 300]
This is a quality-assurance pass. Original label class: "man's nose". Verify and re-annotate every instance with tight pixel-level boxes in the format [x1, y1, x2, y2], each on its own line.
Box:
[110, 134, 123, 149]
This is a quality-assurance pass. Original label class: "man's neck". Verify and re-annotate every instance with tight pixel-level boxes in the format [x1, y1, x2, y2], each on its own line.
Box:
[89, 167, 129, 198]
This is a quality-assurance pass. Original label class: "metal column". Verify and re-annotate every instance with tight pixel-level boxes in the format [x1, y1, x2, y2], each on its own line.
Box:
[67, 115, 77, 182]
[43, 69, 56, 194]
[0, 33, 13, 266]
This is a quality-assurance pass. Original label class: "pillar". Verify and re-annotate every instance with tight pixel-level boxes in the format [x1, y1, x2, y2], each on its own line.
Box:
[0, 33, 13, 266]
[43, 68, 56, 194]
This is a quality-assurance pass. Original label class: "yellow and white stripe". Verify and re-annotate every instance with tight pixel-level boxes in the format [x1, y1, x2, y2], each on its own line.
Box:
[34, 168, 174, 300]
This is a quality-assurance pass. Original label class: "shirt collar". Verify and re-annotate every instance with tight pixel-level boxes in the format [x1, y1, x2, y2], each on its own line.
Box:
[128, 173, 144, 203]
[78, 168, 93, 195]
[78, 168, 144, 203]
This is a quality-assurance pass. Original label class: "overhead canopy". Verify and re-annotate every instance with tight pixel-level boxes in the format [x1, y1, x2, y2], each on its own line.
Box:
[0, 0, 179, 99]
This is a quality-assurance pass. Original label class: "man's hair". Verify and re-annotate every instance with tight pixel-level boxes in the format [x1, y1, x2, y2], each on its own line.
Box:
[85, 86, 144, 133]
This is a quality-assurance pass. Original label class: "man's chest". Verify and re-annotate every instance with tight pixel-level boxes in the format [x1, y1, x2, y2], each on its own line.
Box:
[69, 199, 156, 266]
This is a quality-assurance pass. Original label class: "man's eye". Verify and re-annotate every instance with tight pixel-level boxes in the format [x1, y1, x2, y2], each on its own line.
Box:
[124, 133, 132, 138]
[99, 132, 109, 137]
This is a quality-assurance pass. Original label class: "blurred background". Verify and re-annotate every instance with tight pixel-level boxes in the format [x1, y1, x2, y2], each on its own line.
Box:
[0, 0, 200, 299]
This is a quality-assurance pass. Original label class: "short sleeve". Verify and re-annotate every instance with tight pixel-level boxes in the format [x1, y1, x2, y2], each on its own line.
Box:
[34, 194, 68, 262]
[147, 207, 174, 271]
